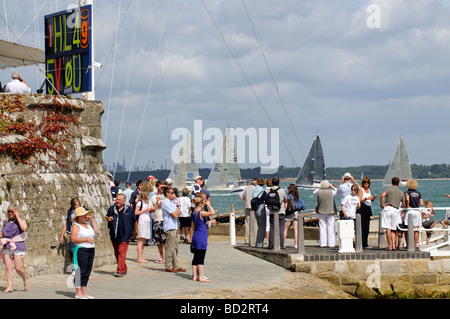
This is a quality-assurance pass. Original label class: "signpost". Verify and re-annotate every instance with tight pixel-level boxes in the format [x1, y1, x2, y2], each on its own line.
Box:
[44, 5, 92, 96]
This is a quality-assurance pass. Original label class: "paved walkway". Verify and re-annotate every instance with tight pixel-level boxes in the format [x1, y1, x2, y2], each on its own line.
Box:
[0, 238, 287, 299]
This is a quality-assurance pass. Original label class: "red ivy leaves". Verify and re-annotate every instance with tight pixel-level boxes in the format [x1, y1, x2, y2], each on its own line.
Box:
[0, 96, 80, 167]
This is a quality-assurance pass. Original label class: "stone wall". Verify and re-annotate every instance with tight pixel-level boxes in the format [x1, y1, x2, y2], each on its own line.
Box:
[290, 256, 450, 298]
[0, 94, 115, 279]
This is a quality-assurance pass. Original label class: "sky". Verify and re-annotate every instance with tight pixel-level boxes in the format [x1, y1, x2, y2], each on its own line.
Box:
[1, 0, 450, 174]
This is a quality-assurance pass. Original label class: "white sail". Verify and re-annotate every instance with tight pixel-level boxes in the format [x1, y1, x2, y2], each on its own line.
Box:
[206, 128, 241, 190]
[383, 136, 412, 186]
[295, 133, 326, 189]
[170, 133, 199, 190]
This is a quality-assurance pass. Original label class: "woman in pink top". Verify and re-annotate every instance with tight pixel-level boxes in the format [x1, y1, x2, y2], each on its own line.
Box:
[1, 207, 28, 293]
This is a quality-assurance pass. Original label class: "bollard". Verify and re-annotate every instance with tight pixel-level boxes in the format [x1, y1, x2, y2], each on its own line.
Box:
[407, 213, 415, 252]
[356, 214, 363, 252]
[378, 211, 387, 249]
[338, 219, 355, 253]
[229, 205, 236, 246]
[273, 212, 280, 251]
[249, 210, 256, 247]
[297, 216, 305, 254]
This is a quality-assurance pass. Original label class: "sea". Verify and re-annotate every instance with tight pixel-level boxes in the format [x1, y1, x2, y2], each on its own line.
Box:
[121, 179, 450, 221]
[205, 179, 450, 221]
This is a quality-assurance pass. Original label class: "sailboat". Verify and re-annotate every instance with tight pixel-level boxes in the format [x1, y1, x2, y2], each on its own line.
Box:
[169, 133, 200, 190]
[295, 133, 326, 189]
[383, 136, 412, 187]
[206, 128, 243, 191]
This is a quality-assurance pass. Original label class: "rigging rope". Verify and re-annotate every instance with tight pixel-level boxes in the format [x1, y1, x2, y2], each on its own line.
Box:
[112, 0, 141, 179]
[103, 0, 124, 146]
[241, 0, 306, 162]
[126, 0, 170, 181]
[201, 0, 299, 168]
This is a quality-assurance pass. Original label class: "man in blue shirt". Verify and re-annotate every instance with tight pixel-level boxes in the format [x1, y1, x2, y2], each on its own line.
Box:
[162, 187, 186, 273]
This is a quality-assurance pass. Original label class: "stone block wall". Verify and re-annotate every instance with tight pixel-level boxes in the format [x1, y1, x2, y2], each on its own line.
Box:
[290, 257, 450, 298]
[0, 94, 115, 279]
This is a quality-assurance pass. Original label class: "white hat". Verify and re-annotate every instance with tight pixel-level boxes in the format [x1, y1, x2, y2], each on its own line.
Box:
[165, 177, 173, 184]
[344, 173, 352, 179]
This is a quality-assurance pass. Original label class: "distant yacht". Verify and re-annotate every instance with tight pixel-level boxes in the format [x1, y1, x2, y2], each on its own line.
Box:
[383, 136, 412, 187]
[206, 128, 242, 191]
[295, 133, 326, 189]
[169, 133, 199, 190]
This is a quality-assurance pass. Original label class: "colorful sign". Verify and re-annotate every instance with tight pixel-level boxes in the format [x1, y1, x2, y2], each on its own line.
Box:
[44, 5, 92, 95]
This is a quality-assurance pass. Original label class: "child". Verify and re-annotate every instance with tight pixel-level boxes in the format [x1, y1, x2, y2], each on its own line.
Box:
[135, 191, 151, 263]
[422, 201, 436, 245]
[179, 188, 192, 243]
[340, 184, 361, 222]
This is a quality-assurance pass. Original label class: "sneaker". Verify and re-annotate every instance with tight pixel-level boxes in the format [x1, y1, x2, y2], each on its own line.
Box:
[114, 272, 124, 277]
[364, 246, 373, 250]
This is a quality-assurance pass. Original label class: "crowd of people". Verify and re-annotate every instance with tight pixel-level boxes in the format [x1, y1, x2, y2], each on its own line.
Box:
[2, 171, 449, 298]
[239, 177, 307, 249]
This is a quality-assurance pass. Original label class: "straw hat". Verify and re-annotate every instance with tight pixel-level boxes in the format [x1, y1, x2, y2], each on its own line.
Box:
[72, 207, 91, 222]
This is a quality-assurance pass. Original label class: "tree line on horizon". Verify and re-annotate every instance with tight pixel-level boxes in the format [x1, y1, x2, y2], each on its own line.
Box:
[111, 163, 450, 184]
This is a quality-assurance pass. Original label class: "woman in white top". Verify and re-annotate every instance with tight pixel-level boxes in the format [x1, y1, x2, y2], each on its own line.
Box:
[70, 207, 99, 299]
[357, 177, 378, 249]
[135, 191, 152, 263]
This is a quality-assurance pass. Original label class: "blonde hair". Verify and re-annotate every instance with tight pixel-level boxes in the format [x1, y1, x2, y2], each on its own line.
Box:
[138, 191, 150, 201]
[142, 182, 154, 193]
[406, 179, 418, 190]
[182, 187, 190, 197]
[192, 197, 203, 207]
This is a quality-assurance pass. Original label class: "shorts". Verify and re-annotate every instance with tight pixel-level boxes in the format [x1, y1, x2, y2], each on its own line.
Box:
[2, 249, 26, 256]
[138, 220, 151, 240]
[404, 210, 420, 227]
[381, 206, 400, 230]
[179, 216, 191, 228]
[285, 211, 298, 222]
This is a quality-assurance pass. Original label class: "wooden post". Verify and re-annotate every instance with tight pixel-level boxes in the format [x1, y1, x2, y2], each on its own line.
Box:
[297, 216, 305, 254]
[230, 205, 236, 246]
[408, 213, 415, 252]
[378, 210, 386, 249]
[249, 210, 256, 247]
[273, 212, 280, 251]
[356, 214, 363, 252]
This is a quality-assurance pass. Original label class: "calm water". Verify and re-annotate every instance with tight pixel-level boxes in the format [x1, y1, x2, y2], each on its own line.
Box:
[207, 180, 450, 221]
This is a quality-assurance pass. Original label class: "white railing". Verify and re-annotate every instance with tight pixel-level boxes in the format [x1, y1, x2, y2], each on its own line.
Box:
[396, 207, 450, 254]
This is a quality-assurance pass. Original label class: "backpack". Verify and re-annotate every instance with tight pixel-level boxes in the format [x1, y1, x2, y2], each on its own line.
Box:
[251, 190, 265, 211]
[286, 194, 296, 214]
[266, 188, 281, 210]
[111, 186, 120, 201]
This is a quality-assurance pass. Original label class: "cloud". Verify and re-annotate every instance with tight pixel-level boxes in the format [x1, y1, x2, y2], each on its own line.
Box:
[1, 0, 449, 173]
